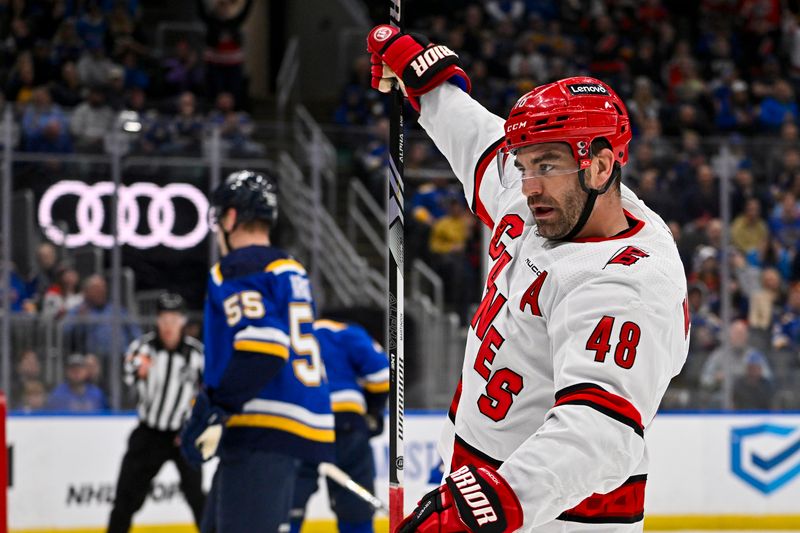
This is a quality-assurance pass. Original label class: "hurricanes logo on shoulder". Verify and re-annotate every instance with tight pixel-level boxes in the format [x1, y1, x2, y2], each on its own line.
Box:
[605, 246, 649, 268]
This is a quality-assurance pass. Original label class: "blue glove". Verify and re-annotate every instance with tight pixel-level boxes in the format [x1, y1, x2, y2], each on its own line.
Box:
[180, 390, 228, 468]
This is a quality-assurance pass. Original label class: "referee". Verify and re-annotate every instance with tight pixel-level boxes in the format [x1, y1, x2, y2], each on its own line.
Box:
[107, 293, 205, 533]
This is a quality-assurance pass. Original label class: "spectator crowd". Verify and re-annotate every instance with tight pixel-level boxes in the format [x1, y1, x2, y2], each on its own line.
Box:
[1, 0, 262, 158]
[7, 242, 140, 412]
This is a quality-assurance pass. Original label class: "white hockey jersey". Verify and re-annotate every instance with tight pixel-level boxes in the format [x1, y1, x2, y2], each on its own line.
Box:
[417, 84, 690, 532]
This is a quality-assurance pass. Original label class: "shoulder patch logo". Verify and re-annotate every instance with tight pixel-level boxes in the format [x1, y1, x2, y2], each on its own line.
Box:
[604, 246, 649, 268]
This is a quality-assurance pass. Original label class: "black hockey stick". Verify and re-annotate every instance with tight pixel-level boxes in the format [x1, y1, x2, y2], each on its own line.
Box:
[387, 0, 405, 529]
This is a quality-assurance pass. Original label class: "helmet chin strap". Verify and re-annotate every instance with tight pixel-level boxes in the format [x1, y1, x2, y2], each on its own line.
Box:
[223, 229, 233, 254]
[217, 210, 239, 256]
[215, 227, 231, 256]
[558, 166, 618, 242]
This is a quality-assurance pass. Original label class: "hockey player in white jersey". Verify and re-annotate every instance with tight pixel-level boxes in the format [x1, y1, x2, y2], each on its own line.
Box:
[367, 26, 690, 533]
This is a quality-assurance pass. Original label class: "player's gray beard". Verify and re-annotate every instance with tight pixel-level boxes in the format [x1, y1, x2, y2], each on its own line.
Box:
[532, 179, 588, 240]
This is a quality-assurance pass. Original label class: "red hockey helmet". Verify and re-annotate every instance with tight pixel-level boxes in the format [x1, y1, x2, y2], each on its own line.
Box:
[498, 77, 632, 188]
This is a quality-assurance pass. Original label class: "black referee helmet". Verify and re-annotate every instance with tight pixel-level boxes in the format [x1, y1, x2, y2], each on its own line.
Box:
[156, 292, 186, 314]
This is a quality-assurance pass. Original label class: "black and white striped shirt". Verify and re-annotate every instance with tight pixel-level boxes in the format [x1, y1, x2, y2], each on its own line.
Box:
[124, 332, 204, 432]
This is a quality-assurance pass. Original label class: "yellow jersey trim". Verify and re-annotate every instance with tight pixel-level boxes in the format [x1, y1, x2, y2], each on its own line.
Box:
[233, 340, 289, 359]
[211, 263, 223, 286]
[265, 258, 307, 275]
[227, 413, 335, 442]
[314, 319, 348, 331]
[332, 401, 366, 414]
[364, 381, 390, 393]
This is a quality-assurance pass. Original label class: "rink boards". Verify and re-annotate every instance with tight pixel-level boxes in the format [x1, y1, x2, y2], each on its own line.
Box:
[7, 411, 800, 531]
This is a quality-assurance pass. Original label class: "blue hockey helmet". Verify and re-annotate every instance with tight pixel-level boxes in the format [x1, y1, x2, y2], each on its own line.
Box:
[210, 170, 279, 228]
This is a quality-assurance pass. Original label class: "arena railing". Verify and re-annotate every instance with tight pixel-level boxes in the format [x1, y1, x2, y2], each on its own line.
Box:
[276, 36, 300, 123]
[342, 161, 464, 407]
[410, 259, 445, 314]
[278, 151, 383, 309]
[293, 105, 338, 214]
[347, 178, 386, 260]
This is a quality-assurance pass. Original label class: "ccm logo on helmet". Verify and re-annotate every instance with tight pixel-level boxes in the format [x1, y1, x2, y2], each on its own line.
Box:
[507, 121, 527, 132]
[450, 466, 499, 526]
[567, 83, 609, 96]
[410, 45, 457, 77]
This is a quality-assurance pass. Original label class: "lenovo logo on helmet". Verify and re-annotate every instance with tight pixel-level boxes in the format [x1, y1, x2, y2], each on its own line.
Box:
[507, 121, 527, 132]
[567, 83, 608, 96]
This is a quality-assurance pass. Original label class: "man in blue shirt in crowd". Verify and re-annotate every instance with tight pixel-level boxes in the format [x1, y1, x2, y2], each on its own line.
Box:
[46, 353, 107, 411]
[63, 274, 140, 358]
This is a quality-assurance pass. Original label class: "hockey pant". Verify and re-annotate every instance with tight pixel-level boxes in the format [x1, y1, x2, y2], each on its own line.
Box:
[290, 427, 376, 533]
[201, 446, 299, 533]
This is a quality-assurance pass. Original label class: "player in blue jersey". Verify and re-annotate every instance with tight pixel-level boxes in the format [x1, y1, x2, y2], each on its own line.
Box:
[180, 170, 335, 533]
[289, 317, 389, 533]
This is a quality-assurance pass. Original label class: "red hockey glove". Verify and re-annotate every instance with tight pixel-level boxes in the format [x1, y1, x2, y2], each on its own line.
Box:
[397, 464, 523, 533]
[367, 24, 471, 112]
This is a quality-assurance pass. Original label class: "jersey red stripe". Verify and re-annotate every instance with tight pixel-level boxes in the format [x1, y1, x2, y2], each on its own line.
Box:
[451, 433, 503, 471]
[555, 389, 643, 427]
[554, 385, 643, 436]
[448, 377, 463, 422]
[471, 138, 504, 228]
[558, 475, 646, 523]
[682, 296, 691, 339]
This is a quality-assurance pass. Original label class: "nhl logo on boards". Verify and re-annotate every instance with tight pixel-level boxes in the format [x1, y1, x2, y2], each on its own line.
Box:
[604, 246, 649, 268]
[567, 83, 609, 96]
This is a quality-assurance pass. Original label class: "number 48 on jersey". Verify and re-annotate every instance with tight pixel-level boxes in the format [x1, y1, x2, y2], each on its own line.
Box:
[586, 316, 641, 370]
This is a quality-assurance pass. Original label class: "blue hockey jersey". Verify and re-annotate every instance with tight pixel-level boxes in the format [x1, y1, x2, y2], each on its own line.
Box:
[313, 319, 389, 430]
[204, 245, 334, 462]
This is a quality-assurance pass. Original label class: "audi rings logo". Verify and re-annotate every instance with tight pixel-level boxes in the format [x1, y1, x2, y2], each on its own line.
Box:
[38, 181, 209, 250]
